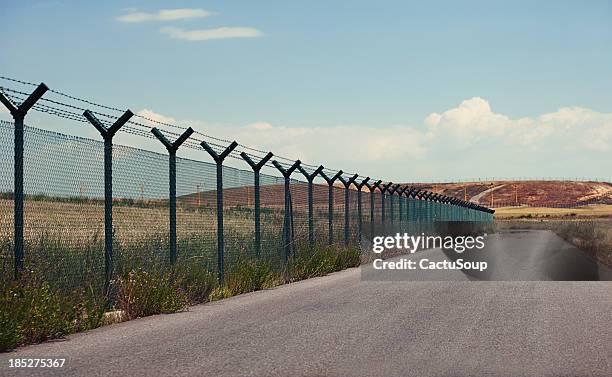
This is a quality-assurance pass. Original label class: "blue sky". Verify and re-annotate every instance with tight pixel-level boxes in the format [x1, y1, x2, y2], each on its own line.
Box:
[1, 1, 611, 182]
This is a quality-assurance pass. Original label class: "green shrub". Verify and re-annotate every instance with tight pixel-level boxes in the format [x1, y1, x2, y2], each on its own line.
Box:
[0, 272, 99, 352]
[174, 262, 217, 305]
[334, 246, 361, 271]
[225, 257, 281, 296]
[291, 244, 361, 281]
[291, 245, 336, 281]
[115, 268, 187, 320]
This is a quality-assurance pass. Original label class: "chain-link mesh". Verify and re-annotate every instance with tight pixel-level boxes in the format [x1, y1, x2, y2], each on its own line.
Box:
[0, 118, 494, 291]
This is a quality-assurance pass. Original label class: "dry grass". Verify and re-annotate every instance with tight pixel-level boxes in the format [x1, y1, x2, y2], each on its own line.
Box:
[493, 204, 612, 219]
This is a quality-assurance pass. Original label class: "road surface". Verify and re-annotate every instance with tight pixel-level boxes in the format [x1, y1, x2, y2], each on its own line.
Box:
[2, 230, 611, 376]
[470, 184, 505, 204]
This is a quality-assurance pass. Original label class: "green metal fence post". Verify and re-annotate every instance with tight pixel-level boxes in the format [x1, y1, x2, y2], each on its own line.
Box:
[381, 182, 393, 229]
[83, 109, 133, 293]
[338, 174, 358, 246]
[388, 184, 399, 226]
[151, 127, 194, 265]
[241, 152, 274, 257]
[272, 160, 301, 261]
[396, 186, 407, 230]
[0, 83, 48, 280]
[200, 140, 239, 286]
[319, 170, 343, 245]
[355, 177, 370, 244]
[297, 165, 324, 248]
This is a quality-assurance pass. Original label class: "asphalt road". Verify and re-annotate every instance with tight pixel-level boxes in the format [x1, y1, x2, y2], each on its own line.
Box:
[2, 230, 612, 376]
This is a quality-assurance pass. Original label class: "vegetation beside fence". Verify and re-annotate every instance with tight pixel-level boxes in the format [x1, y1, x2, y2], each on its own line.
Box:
[0, 243, 360, 352]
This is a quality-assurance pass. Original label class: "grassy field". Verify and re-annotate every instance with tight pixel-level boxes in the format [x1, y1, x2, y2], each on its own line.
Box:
[0, 197, 361, 286]
[493, 204, 612, 219]
[0, 195, 367, 351]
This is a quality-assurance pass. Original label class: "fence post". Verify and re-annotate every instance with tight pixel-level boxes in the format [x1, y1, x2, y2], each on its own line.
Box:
[0, 83, 48, 279]
[319, 170, 343, 245]
[338, 174, 358, 246]
[417, 190, 427, 232]
[83, 109, 133, 293]
[151, 127, 194, 265]
[381, 182, 393, 227]
[355, 177, 370, 244]
[441, 196, 449, 220]
[405, 187, 417, 223]
[296, 165, 324, 248]
[368, 180, 382, 234]
[430, 193, 439, 221]
[272, 160, 301, 261]
[200, 140, 238, 286]
[424, 192, 434, 223]
[388, 184, 400, 225]
[240, 152, 274, 257]
[396, 186, 408, 228]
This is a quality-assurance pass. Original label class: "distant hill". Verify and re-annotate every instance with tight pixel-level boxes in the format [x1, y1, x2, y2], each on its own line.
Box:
[410, 181, 612, 208]
[177, 180, 612, 209]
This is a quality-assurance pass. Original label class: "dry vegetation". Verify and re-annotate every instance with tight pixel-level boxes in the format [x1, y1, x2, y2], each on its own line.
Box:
[410, 180, 612, 207]
[0, 194, 363, 352]
[493, 204, 612, 219]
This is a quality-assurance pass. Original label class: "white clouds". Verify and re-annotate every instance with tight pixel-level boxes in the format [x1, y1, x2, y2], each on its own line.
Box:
[116, 8, 263, 42]
[120, 101, 612, 180]
[160, 26, 263, 41]
[137, 108, 178, 125]
[424, 97, 612, 151]
[116, 8, 213, 23]
[426, 97, 512, 146]
[240, 123, 427, 163]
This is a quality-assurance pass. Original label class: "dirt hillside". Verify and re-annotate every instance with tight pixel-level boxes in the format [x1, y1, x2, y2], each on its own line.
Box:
[410, 180, 612, 207]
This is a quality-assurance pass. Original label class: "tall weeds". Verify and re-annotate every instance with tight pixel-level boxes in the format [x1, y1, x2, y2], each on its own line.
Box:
[1, 240, 363, 352]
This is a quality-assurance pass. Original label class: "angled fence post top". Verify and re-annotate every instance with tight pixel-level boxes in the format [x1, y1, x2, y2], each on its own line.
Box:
[272, 159, 301, 177]
[388, 184, 400, 195]
[381, 181, 394, 193]
[241, 151, 274, 171]
[83, 109, 134, 139]
[370, 179, 383, 193]
[297, 164, 324, 181]
[319, 169, 343, 184]
[396, 186, 408, 196]
[201, 140, 239, 163]
[0, 83, 48, 118]
[356, 176, 370, 191]
[151, 127, 194, 153]
[338, 173, 358, 188]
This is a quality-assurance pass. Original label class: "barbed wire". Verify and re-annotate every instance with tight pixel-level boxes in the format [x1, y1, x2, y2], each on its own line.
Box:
[1, 88, 269, 161]
[0, 76, 341, 175]
[0, 76, 365, 178]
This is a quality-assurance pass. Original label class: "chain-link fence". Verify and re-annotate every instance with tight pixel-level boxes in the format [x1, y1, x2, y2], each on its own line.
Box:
[0, 79, 494, 295]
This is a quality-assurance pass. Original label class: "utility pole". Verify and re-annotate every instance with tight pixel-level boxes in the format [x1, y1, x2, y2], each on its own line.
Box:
[514, 184, 518, 206]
